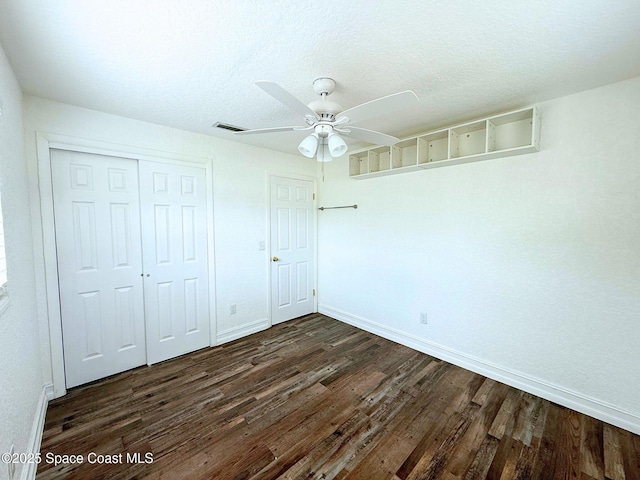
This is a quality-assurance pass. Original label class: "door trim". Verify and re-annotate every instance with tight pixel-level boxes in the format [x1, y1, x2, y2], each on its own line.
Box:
[266, 172, 318, 326]
[36, 132, 217, 398]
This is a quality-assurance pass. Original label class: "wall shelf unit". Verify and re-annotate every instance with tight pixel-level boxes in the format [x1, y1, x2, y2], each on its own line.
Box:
[349, 106, 540, 179]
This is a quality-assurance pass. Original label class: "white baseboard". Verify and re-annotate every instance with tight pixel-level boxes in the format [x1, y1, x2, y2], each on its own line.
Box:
[319, 304, 640, 435]
[20, 384, 51, 480]
[44, 383, 55, 401]
[216, 318, 270, 345]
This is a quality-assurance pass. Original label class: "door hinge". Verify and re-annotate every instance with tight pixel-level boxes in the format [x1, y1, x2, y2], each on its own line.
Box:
[313, 289, 316, 296]
[313, 193, 315, 200]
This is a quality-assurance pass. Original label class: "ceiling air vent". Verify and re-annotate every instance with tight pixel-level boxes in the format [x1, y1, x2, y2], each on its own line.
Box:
[212, 122, 246, 132]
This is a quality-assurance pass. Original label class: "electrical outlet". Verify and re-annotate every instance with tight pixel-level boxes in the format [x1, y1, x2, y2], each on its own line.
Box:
[420, 312, 428, 324]
[230, 304, 237, 314]
[8, 444, 15, 479]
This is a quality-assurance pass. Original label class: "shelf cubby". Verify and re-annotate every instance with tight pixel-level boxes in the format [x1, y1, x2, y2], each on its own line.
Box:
[368, 147, 391, 173]
[487, 109, 534, 152]
[348, 106, 540, 179]
[391, 138, 418, 169]
[449, 121, 487, 158]
[349, 152, 369, 176]
[418, 130, 448, 164]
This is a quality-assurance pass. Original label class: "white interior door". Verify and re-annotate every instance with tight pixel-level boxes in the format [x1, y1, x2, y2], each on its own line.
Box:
[270, 175, 316, 324]
[139, 160, 210, 364]
[51, 150, 146, 388]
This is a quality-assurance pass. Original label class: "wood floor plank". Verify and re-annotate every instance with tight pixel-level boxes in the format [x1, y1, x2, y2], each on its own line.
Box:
[603, 424, 626, 480]
[496, 439, 523, 480]
[463, 434, 501, 480]
[444, 382, 511, 477]
[580, 414, 604, 479]
[37, 314, 640, 480]
[619, 429, 640, 480]
[531, 403, 561, 479]
[552, 407, 581, 480]
[405, 403, 481, 480]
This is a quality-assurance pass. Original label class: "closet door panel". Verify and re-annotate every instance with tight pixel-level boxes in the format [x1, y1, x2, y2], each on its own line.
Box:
[139, 161, 210, 364]
[51, 150, 146, 388]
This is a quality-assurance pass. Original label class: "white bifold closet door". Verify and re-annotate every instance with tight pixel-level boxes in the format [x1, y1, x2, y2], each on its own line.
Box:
[51, 150, 210, 388]
[51, 150, 146, 388]
[138, 160, 210, 365]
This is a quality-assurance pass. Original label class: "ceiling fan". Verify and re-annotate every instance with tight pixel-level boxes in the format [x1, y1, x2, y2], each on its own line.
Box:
[236, 78, 419, 161]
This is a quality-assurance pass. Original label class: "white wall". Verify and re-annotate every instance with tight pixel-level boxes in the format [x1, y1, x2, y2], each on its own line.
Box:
[318, 76, 640, 432]
[0, 44, 43, 479]
[22, 96, 317, 391]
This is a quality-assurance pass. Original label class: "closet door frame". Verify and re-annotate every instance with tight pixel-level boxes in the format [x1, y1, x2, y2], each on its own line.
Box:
[36, 132, 216, 398]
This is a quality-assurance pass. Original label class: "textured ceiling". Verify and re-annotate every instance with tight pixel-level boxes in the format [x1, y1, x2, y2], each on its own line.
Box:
[1, 0, 639, 155]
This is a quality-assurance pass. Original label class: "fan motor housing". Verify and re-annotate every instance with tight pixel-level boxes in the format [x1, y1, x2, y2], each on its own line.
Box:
[308, 99, 342, 118]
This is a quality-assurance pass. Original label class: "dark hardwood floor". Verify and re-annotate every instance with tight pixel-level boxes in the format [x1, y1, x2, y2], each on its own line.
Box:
[38, 314, 640, 479]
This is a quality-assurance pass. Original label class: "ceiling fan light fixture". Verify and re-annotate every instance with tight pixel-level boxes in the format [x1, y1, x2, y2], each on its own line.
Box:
[328, 132, 348, 157]
[298, 133, 318, 158]
[242, 78, 418, 161]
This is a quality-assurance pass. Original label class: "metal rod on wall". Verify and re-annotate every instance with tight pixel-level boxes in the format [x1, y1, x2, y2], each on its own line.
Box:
[318, 204, 358, 211]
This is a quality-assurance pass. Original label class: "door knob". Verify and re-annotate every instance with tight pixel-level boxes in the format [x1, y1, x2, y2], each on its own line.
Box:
[272, 256, 279, 262]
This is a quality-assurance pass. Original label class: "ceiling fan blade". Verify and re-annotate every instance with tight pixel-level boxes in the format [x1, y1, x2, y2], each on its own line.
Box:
[235, 126, 312, 136]
[339, 126, 400, 146]
[256, 81, 319, 120]
[337, 90, 419, 125]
